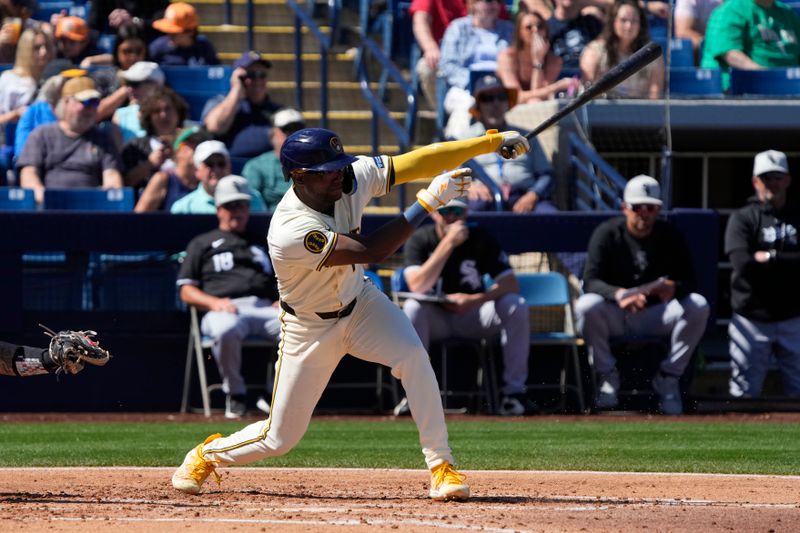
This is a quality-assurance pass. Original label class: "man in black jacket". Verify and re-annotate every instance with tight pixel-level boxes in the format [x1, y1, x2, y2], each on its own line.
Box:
[725, 150, 800, 398]
[575, 175, 710, 414]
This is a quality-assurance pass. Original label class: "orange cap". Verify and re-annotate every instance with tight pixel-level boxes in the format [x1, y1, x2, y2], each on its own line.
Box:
[152, 2, 200, 34]
[56, 16, 89, 42]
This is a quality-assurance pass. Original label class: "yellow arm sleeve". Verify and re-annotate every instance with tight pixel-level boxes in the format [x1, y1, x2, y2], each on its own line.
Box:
[391, 129, 505, 185]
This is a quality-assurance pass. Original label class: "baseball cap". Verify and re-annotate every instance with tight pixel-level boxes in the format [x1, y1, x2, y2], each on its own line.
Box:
[233, 50, 273, 70]
[623, 175, 662, 206]
[273, 108, 305, 132]
[215, 175, 252, 207]
[470, 74, 517, 117]
[121, 61, 165, 85]
[753, 150, 789, 177]
[438, 198, 468, 211]
[61, 76, 101, 101]
[55, 16, 89, 42]
[193, 140, 229, 167]
[152, 2, 199, 34]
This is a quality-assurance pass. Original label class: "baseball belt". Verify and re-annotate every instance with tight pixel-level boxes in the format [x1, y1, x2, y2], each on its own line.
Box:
[280, 297, 357, 320]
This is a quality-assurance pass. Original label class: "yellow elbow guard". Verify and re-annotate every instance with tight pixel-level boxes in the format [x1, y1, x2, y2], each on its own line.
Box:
[391, 130, 504, 185]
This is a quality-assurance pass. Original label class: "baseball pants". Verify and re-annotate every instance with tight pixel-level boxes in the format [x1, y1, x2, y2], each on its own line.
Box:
[201, 296, 282, 396]
[402, 293, 530, 396]
[575, 292, 709, 377]
[729, 313, 800, 398]
[202, 282, 455, 470]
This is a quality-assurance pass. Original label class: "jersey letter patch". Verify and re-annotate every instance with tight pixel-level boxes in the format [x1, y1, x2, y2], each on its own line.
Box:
[304, 231, 328, 254]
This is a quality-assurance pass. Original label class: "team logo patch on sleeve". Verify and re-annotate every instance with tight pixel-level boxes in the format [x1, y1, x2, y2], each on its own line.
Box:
[373, 156, 384, 168]
[304, 231, 328, 254]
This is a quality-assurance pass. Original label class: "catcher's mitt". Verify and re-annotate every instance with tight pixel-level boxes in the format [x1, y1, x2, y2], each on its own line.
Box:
[40, 324, 111, 375]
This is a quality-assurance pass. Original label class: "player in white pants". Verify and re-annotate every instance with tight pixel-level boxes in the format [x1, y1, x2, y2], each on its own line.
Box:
[171, 127, 530, 500]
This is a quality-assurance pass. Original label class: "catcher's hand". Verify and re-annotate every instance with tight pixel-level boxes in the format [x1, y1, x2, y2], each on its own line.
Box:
[41, 324, 111, 375]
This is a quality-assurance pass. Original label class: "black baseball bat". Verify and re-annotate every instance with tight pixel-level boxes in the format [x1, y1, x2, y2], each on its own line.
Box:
[523, 41, 663, 141]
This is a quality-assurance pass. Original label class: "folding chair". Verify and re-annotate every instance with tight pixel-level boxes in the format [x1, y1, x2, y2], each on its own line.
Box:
[180, 305, 278, 417]
[390, 268, 499, 414]
[517, 271, 587, 413]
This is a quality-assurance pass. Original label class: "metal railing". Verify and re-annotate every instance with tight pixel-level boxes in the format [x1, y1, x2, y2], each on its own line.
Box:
[287, 0, 341, 128]
[567, 132, 628, 212]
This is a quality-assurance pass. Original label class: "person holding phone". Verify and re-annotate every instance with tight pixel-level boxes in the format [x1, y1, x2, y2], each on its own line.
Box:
[202, 50, 284, 158]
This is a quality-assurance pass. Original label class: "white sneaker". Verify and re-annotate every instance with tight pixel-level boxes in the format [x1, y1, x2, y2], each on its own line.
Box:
[392, 397, 410, 416]
[255, 396, 270, 415]
[596, 369, 620, 410]
[225, 395, 247, 419]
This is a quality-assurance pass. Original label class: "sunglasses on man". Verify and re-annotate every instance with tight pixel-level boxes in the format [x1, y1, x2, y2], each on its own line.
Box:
[629, 203, 659, 214]
[478, 92, 508, 104]
[437, 206, 466, 217]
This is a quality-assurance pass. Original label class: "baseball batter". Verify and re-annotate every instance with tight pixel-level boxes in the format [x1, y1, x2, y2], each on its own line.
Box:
[172, 127, 530, 500]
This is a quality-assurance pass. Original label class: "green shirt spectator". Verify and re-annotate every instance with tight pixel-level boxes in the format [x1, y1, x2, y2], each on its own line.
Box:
[241, 107, 306, 211]
[701, 0, 800, 90]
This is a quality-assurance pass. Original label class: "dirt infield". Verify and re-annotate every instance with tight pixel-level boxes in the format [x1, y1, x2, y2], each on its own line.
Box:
[1, 467, 799, 532]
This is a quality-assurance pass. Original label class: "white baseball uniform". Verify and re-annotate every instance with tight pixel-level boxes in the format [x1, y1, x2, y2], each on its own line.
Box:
[201, 155, 456, 470]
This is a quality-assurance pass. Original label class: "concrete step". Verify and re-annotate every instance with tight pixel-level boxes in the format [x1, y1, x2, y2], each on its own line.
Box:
[200, 24, 334, 55]
[300, 111, 436, 147]
[269, 81, 414, 111]
[192, 0, 302, 26]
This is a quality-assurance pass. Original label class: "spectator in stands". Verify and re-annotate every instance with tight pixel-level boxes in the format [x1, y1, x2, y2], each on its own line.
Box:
[12, 62, 84, 159]
[575, 175, 709, 415]
[18, 76, 123, 205]
[453, 74, 556, 213]
[170, 140, 265, 214]
[702, 0, 800, 91]
[439, 0, 514, 138]
[725, 150, 800, 399]
[547, 0, 603, 70]
[202, 51, 281, 159]
[93, 24, 151, 121]
[497, 11, 580, 103]
[409, 0, 468, 109]
[121, 86, 188, 189]
[134, 128, 211, 212]
[88, 0, 168, 42]
[0, 0, 39, 63]
[0, 27, 53, 128]
[111, 61, 166, 145]
[400, 198, 538, 416]
[149, 2, 219, 67]
[674, 0, 722, 57]
[242, 107, 305, 211]
[580, 0, 664, 99]
[54, 16, 101, 68]
[177, 174, 281, 418]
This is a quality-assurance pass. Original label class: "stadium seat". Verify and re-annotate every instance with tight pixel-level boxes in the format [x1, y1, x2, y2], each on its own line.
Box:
[162, 66, 232, 121]
[669, 68, 723, 97]
[34, 1, 89, 21]
[517, 272, 587, 413]
[654, 38, 695, 68]
[43, 187, 135, 211]
[0, 186, 33, 210]
[729, 68, 800, 96]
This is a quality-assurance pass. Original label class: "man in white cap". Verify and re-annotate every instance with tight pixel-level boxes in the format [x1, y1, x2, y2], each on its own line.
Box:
[575, 175, 710, 415]
[170, 140, 266, 214]
[399, 198, 537, 416]
[242, 107, 305, 210]
[111, 61, 166, 143]
[177, 174, 281, 418]
[19, 75, 123, 205]
[725, 150, 800, 398]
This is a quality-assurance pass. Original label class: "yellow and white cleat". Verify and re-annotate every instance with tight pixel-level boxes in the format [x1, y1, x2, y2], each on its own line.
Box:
[429, 461, 470, 501]
[171, 433, 222, 494]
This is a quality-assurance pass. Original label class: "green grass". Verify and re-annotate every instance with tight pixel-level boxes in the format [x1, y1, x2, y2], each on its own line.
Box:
[1, 418, 798, 474]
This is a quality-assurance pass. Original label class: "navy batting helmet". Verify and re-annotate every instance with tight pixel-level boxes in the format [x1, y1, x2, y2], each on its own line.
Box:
[280, 128, 358, 179]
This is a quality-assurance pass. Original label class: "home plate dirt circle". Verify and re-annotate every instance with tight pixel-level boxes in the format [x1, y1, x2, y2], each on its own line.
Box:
[1, 467, 798, 532]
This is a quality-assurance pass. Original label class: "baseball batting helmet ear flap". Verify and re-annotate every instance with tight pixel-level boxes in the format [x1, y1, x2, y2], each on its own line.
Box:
[280, 127, 358, 181]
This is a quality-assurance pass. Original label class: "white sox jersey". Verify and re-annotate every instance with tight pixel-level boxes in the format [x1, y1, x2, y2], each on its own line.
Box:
[267, 155, 392, 314]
